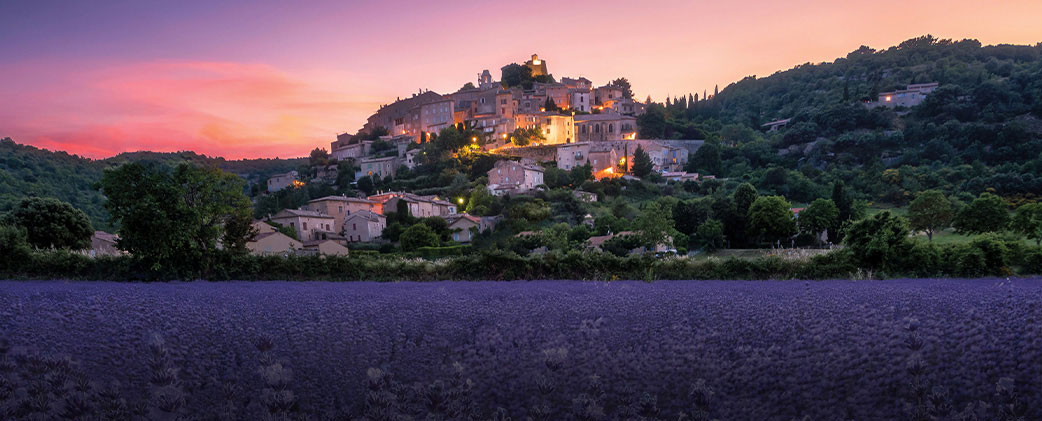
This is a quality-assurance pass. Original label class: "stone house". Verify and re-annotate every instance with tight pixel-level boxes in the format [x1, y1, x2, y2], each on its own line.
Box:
[269, 209, 336, 242]
[303, 195, 381, 234]
[247, 231, 303, 255]
[267, 171, 298, 193]
[487, 160, 545, 195]
[343, 210, 387, 243]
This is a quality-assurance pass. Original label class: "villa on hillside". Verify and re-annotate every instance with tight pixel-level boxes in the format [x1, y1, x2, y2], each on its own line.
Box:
[875, 82, 939, 108]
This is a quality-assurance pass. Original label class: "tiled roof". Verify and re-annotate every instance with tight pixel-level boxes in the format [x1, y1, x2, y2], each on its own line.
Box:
[273, 209, 334, 219]
[345, 210, 385, 222]
[309, 195, 376, 204]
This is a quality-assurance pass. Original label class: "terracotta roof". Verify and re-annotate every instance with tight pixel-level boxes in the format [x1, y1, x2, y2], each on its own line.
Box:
[272, 209, 334, 219]
[309, 195, 376, 204]
[345, 210, 385, 222]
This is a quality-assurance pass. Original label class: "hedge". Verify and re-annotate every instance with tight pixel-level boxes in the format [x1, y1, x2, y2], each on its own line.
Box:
[1, 241, 1039, 281]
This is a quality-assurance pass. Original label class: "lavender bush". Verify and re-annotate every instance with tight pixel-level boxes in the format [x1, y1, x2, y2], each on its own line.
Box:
[0, 278, 1039, 419]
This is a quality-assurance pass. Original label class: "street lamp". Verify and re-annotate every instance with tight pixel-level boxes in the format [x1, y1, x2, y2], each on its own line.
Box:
[457, 198, 464, 205]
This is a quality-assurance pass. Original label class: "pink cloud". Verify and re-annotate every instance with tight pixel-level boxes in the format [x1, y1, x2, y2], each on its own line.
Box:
[0, 60, 378, 159]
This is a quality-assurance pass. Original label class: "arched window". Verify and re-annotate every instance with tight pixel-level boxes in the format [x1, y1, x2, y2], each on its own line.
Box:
[608, 124, 614, 133]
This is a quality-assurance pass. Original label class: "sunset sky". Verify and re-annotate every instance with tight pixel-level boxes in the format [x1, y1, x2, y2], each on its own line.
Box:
[2, 0, 1041, 160]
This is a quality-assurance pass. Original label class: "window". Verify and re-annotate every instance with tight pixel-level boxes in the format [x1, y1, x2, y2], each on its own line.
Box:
[453, 233, 459, 241]
[352, 223, 357, 230]
[609, 124, 614, 133]
[500, 98, 507, 104]
[303, 222, 308, 231]
[595, 125, 600, 133]
[338, 206, 343, 213]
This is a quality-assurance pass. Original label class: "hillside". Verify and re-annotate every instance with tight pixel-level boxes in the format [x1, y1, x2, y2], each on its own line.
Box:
[649, 36, 1042, 205]
[0, 138, 305, 230]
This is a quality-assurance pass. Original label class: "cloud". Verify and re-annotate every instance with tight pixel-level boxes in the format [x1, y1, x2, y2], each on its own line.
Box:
[0, 60, 379, 159]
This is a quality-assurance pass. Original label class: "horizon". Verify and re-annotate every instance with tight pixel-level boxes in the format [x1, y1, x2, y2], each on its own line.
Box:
[3, 0, 1042, 160]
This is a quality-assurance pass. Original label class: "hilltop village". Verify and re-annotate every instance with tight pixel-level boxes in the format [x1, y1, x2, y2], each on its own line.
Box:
[247, 54, 708, 256]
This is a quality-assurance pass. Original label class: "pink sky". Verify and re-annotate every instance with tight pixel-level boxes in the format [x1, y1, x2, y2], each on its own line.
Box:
[1, 0, 1041, 159]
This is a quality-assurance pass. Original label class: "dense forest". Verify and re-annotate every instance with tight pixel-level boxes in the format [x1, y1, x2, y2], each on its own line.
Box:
[642, 36, 1042, 205]
[0, 138, 304, 230]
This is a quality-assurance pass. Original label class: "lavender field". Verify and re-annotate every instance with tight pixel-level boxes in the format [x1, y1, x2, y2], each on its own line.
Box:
[0, 279, 1040, 420]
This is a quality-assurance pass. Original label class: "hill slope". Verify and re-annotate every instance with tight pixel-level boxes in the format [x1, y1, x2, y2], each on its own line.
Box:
[646, 36, 1042, 204]
[0, 138, 305, 230]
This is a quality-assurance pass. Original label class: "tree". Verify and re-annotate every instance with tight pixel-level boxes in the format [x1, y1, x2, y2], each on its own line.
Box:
[0, 224, 31, 269]
[569, 163, 593, 187]
[6, 197, 93, 250]
[633, 201, 674, 250]
[746, 196, 797, 245]
[609, 78, 634, 99]
[844, 211, 911, 271]
[510, 126, 545, 147]
[543, 97, 558, 112]
[399, 223, 440, 251]
[309, 148, 329, 167]
[335, 160, 356, 190]
[696, 219, 725, 251]
[500, 63, 533, 89]
[1010, 202, 1042, 246]
[687, 141, 721, 175]
[631, 145, 654, 178]
[357, 176, 376, 196]
[731, 183, 758, 247]
[907, 190, 953, 241]
[799, 198, 839, 247]
[99, 163, 255, 277]
[464, 185, 495, 216]
[953, 192, 1009, 234]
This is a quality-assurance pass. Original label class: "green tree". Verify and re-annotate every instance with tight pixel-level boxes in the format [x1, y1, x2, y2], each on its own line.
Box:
[465, 185, 495, 216]
[687, 141, 722, 175]
[609, 77, 634, 99]
[634, 201, 674, 250]
[510, 126, 545, 147]
[953, 192, 1009, 234]
[99, 163, 254, 277]
[696, 219, 725, 251]
[799, 198, 839, 247]
[357, 176, 375, 196]
[0, 224, 31, 269]
[631, 145, 654, 178]
[543, 97, 558, 112]
[844, 211, 912, 271]
[569, 163, 593, 186]
[907, 190, 953, 242]
[399, 223, 440, 251]
[747, 196, 797, 245]
[6, 197, 93, 250]
[1010, 202, 1042, 246]
[309, 148, 329, 167]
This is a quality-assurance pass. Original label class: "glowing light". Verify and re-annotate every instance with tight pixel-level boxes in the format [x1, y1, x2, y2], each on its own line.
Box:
[532, 59, 541, 65]
[457, 198, 464, 205]
[885, 96, 892, 102]
[471, 136, 477, 142]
